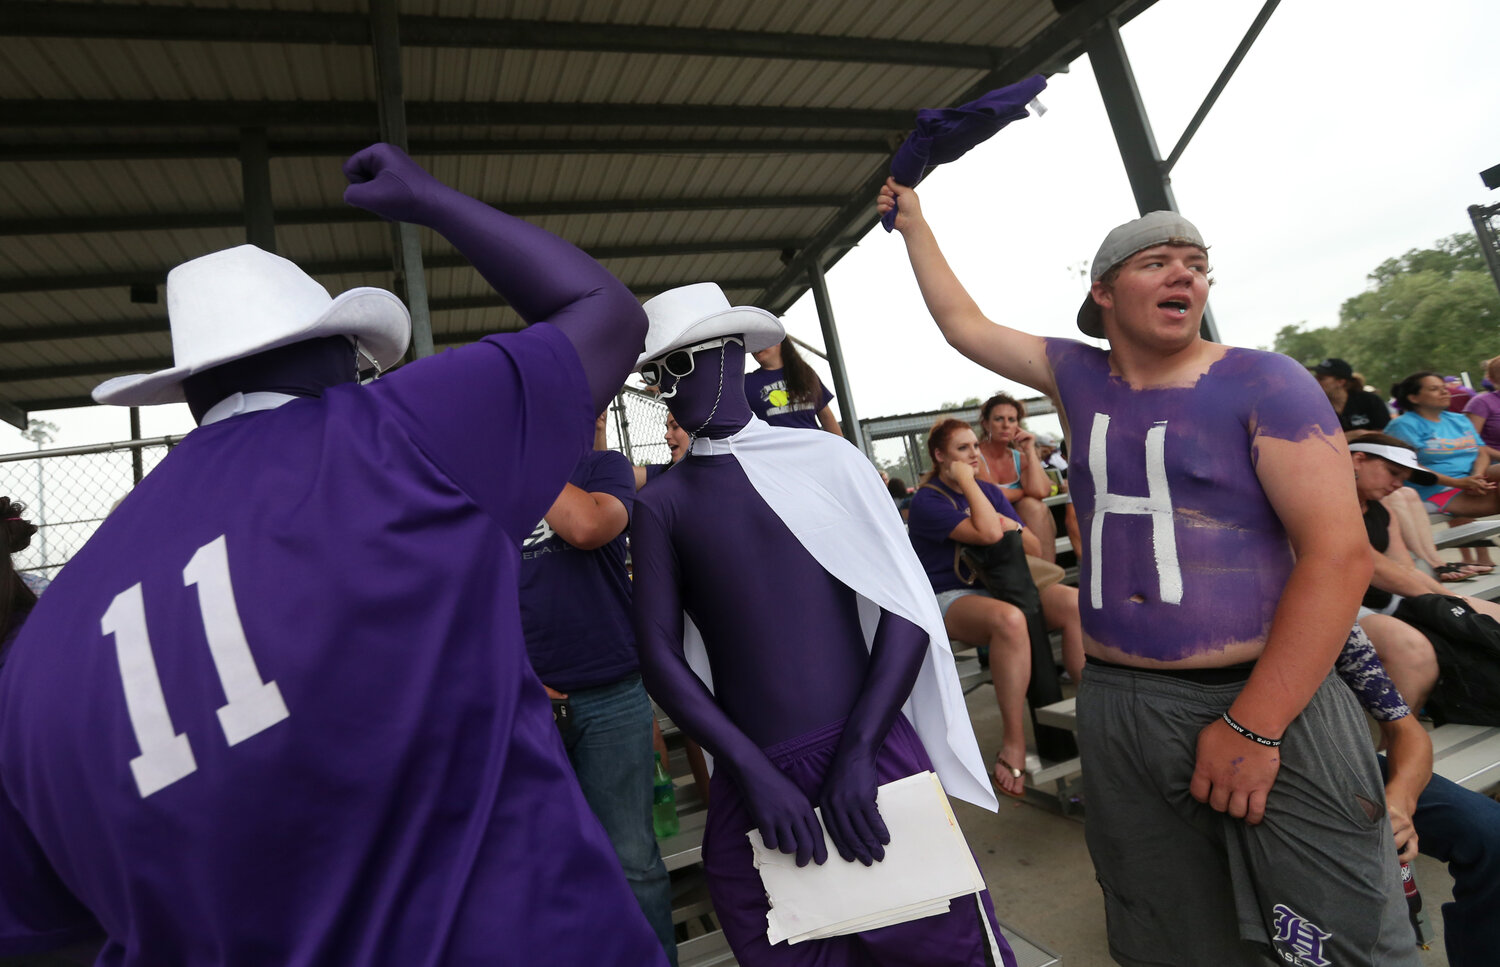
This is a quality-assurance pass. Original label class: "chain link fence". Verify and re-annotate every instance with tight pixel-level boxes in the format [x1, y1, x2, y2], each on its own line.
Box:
[0, 436, 181, 585]
[1, 388, 675, 585]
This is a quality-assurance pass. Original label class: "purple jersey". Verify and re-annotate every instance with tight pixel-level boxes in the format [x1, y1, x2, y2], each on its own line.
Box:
[520, 449, 638, 691]
[906, 479, 1024, 594]
[0, 324, 664, 966]
[743, 367, 833, 430]
[1047, 339, 1339, 661]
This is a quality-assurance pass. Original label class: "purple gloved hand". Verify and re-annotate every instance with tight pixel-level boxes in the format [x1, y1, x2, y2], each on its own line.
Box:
[342, 143, 455, 225]
[818, 749, 890, 866]
[740, 760, 830, 868]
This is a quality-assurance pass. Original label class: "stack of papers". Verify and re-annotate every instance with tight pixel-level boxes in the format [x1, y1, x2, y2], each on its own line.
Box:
[747, 771, 987, 945]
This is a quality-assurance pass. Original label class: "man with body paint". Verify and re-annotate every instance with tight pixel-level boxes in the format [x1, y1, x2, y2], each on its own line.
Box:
[629, 283, 1015, 967]
[881, 182, 1416, 967]
[0, 144, 666, 966]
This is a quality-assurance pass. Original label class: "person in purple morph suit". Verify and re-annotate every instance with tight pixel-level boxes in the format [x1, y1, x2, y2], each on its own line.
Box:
[882, 180, 1416, 967]
[0, 144, 666, 966]
[629, 283, 1014, 967]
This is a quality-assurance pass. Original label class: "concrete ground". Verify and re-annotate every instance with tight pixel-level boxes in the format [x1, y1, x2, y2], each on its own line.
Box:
[956, 672, 1457, 966]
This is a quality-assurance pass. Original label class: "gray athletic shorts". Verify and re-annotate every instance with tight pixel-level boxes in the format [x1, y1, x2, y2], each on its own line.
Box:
[1077, 661, 1418, 967]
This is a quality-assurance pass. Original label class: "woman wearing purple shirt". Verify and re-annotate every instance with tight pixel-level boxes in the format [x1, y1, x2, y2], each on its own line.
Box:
[744, 337, 841, 434]
[907, 418, 1082, 798]
[1463, 357, 1500, 449]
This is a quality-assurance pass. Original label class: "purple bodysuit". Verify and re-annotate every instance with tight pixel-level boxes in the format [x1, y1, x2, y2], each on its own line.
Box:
[631, 341, 1013, 967]
[1046, 338, 1340, 660]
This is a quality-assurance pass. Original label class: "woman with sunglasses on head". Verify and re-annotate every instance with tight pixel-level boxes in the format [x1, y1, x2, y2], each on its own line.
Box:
[907, 418, 1083, 799]
[1387, 371, 1500, 573]
[974, 393, 1068, 563]
[744, 337, 842, 435]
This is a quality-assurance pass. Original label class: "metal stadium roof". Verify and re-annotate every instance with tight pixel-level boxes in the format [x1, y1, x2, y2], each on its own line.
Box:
[0, 0, 1159, 428]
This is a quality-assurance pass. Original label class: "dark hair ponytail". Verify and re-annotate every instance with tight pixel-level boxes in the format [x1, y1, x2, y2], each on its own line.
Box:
[779, 338, 824, 406]
[1390, 371, 1438, 413]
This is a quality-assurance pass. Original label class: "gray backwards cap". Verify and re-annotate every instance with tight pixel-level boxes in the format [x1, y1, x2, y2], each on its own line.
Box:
[1077, 210, 1206, 339]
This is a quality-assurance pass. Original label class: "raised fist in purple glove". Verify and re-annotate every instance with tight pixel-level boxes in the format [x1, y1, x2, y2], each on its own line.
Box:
[342, 143, 452, 226]
[819, 751, 890, 866]
[741, 762, 829, 868]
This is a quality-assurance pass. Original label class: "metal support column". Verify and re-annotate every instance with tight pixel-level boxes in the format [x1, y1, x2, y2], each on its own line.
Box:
[129, 406, 144, 485]
[1087, 19, 1219, 341]
[238, 127, 276, 252]
[370, 0, 434, 360]
[805, 261, 865, 452]
[1469, 203, 1500, 298]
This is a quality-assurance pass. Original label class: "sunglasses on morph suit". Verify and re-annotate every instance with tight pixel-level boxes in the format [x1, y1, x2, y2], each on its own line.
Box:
[638, 336, 743, 398]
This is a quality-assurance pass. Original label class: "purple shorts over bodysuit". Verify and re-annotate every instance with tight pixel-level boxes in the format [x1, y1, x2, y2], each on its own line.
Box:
[701, 714, 1016, 967]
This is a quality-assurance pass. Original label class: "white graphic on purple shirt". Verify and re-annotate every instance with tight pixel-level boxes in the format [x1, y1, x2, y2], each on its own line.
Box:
[1087, 413, 1182, 610]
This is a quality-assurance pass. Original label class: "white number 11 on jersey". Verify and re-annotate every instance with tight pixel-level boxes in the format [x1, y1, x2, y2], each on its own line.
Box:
[100, 535, 290, 798]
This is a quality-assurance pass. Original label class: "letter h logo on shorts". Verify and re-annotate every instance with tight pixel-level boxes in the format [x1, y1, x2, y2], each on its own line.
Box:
[1086, 414, 1181, 611]
[1270, 903, 1333, 967]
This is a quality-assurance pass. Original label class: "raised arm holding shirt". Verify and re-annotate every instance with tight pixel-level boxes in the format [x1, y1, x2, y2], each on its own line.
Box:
[880, 178, 1414, 967]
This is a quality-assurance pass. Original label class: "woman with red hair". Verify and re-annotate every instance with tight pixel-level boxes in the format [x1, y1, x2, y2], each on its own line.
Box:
[907, 418, 1083, 797]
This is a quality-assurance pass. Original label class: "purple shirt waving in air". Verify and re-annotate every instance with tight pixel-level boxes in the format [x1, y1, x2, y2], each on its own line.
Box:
[883, 177, 1416, 966]
[0, 145, 664, 967]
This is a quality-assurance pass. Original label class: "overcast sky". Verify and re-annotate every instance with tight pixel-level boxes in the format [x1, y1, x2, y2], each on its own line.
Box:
[5, 0, 1498, 455]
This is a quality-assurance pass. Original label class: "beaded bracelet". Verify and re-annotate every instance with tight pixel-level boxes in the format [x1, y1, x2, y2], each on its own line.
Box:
[1221, 711, 1281, 748]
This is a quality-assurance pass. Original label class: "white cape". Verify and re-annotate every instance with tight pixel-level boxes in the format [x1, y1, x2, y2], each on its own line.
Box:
[683, 418, 997, 811]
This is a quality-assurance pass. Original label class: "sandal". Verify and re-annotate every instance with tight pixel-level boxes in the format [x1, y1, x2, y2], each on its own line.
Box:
[1435, 563, 1476, 582]
[994, 755, 1027, 799]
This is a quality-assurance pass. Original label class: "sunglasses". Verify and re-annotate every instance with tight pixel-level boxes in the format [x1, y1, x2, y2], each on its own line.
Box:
[639, 337, 742, 396]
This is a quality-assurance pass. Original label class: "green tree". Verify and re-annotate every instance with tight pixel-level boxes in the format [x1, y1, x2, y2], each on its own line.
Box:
[1272, 233, 1499, 393]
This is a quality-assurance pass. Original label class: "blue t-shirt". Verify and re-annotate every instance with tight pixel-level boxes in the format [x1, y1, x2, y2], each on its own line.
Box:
[743, 366, 834, 429]
[907, 479, 1024, 594]
[520, 450, 638, 692]
[0, 325, 663, 966]
[1386, 409, 1483, 500]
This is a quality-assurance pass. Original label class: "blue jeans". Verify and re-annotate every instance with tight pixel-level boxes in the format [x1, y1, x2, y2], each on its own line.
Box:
[559, 674, 677, 966]
[1380, 755, 1500, 967]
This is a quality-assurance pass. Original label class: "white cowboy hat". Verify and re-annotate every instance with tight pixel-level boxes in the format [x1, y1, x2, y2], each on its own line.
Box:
[93, 244, 411, 407]
[635, 282, 784, 367]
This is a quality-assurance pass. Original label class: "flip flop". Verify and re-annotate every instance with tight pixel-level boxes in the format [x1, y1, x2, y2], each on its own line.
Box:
[1435, 563, 1476, 582]
[995, 754, 1027, 799]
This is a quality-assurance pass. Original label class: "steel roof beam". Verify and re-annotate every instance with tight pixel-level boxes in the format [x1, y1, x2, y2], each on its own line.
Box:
[2, 3, 1012, 69]
[0, 239, 804, 295]
[2, 100, 912, 131]
[0, 197, 839, 237]
[0, 137, 892, 164]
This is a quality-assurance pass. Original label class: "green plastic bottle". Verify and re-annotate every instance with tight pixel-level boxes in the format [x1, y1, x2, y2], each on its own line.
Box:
[652, 752, 679, 838]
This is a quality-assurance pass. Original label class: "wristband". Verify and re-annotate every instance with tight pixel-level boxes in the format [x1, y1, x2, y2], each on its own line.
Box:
[1221, 711, 1281, 748]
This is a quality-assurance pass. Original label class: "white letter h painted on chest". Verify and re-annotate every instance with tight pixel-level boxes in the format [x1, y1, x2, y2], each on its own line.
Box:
[1087, 413, 1182, 610]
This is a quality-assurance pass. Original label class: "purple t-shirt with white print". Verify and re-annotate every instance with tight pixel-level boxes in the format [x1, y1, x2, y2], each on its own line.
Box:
[1046, 338, 1340, 661]
[744, 366, 834, 429]
[520, 449, 639, 692]
[0, 324, 665, 966]
[907, 478, 1024, 594]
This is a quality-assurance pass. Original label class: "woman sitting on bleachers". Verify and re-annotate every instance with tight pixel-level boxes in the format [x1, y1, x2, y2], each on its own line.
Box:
[1349, 433, 1500, 707]
[907, 417, 1082, 798]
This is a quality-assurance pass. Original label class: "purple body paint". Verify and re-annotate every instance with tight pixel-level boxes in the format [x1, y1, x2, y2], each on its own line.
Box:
[1047, 339, 1340, 660]
[631, 341, 930, 867]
